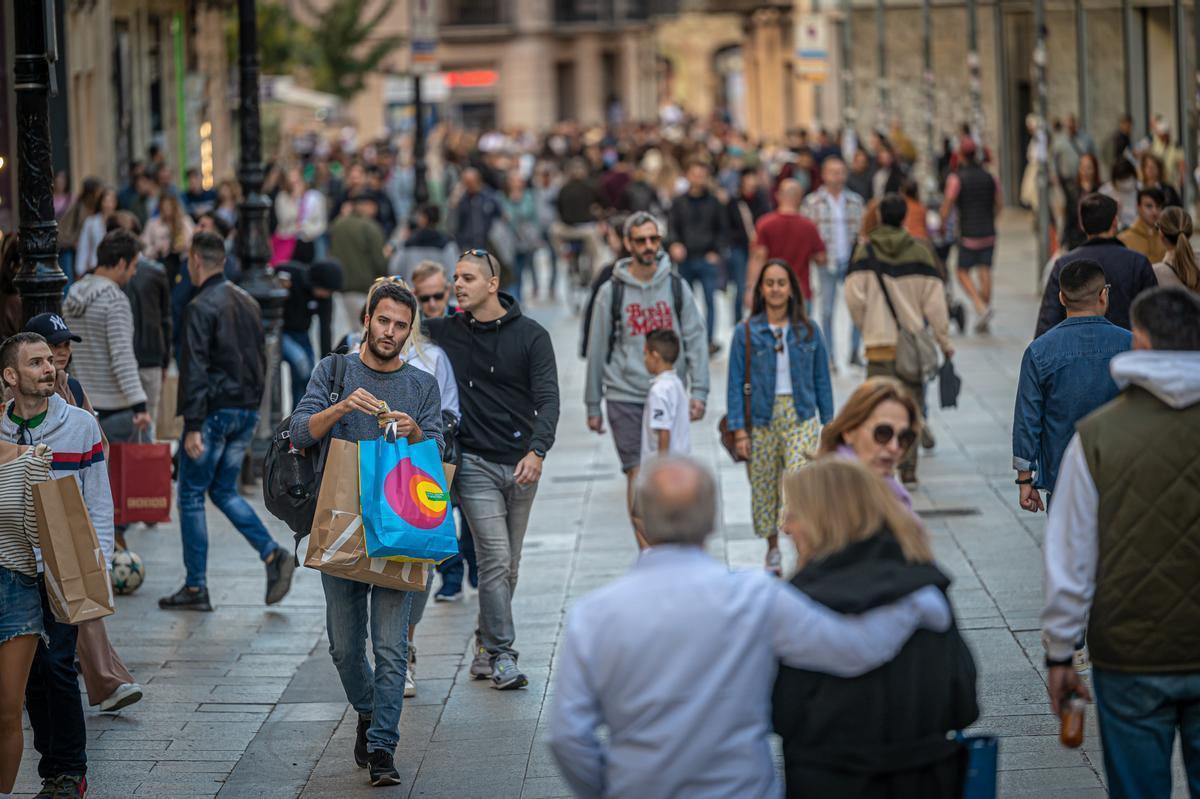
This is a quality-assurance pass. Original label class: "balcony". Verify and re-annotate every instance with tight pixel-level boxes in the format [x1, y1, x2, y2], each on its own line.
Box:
[442, 0, 508, 27]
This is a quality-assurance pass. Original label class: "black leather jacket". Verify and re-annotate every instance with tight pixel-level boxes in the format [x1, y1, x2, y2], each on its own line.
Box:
[178, 274, 265, 432]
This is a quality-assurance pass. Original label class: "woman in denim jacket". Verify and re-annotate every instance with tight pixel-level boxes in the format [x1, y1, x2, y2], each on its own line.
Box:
[727, 259, 834, 574]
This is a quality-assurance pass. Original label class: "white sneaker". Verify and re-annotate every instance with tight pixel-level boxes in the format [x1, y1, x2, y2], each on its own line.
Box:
[405, 643, 417, 698]
[99, 682, 143, 712]
[469, 645, 493, 679]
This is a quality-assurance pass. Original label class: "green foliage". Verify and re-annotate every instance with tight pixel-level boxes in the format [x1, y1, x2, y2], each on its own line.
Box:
[299, 0, 405, 100]
[226, 2, 310, 76]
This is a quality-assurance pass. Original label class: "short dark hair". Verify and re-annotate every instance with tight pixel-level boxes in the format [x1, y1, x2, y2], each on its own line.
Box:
[0, 332, 48, 378]
[1111, 159, 1137, 182]
[1058, 258, 1107, 306]
[190, 230, 226, 270]
[367, 281, 417, 322]
[200, 211, 232, 238]
[95, 229, 141, 269]
[1079, 193, 1119, 235]
[879, 193, 908, 227]
[1131, 286, 1200, 350]
[644, 328, 680, 365]
[1137, 186, 1166, 208]
[418, 203, 440, 226]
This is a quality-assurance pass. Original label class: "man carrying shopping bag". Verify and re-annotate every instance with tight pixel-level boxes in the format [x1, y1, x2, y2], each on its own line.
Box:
[289, 281, 443, 787]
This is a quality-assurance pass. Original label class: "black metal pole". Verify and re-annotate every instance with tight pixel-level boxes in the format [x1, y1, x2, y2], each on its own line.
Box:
[235, 0, 288, 467]
[413, 75, 428, 207]
[12, 0, 67, 322]
[1035, 0, 1051, 286]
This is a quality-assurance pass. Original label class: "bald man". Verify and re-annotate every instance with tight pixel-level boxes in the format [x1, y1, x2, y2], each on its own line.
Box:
[549, 457, 951, 799]
[748, 179, 828, 316]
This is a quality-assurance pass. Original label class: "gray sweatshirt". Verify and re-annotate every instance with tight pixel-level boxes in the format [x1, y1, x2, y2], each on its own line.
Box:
[63, 273, 147, 412]
[288, 353, 444, 452]
[585, 254, 709, 415]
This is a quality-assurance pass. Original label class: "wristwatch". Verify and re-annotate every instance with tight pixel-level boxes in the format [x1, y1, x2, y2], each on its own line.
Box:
[531, 447, 546, 459]
[1015, 477, 1034, 485]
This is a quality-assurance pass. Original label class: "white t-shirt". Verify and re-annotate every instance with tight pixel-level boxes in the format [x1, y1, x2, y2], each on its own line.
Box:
[641, 370, 691, 462]
[770, 324, 793, 395]
[400, 341, 460, 419]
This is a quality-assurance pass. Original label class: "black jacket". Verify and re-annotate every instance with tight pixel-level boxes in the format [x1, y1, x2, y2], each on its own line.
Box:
[125, 257, 173, 369]
[668, 190, 728, 258]
[178, 275, 265, 432]
[772, 531, 978, 799]
[425, 293, 559, 464]
[1036, 237, 1159, 337]
[277, 262, 334, 356]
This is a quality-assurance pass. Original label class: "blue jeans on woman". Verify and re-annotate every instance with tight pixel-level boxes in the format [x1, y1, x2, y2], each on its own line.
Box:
[321, 573, 414, 754]
[280, 330, 316, 411]
[178, 408, 281, 589]
[816, 258, 862, 364]
[1092, 668, 1200, 798]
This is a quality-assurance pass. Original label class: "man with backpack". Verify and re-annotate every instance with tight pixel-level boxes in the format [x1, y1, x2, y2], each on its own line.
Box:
[287, 281, 443, 787]
[584, 212, 709, 525]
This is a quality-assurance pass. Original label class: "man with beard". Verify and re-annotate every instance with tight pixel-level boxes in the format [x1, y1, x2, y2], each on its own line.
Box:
[0, 332, 112, 798]
[289, 280, 443, 787]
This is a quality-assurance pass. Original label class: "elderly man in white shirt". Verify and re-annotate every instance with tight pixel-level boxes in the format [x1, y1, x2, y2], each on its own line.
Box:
[548, 456, 952, 799]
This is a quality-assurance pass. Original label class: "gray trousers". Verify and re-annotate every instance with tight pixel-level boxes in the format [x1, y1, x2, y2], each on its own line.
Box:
[456, 452, 538, 659]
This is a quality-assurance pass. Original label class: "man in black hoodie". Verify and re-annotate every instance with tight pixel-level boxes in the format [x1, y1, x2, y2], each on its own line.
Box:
[668, 161, 728, 353]
[426, 250, 560, 691]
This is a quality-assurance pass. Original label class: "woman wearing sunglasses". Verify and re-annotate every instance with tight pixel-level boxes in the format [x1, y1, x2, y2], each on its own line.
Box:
[772, 458, 978, 799]
[726, 259, 833, 575]
[818, 377, 923, 510]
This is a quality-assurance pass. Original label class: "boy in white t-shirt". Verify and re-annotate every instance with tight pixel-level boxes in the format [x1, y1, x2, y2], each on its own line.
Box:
[640, 329, 691, 463]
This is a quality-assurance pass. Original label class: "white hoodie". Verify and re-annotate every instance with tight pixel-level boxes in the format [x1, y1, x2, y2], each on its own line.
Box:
[1041, 350, 1200, 660]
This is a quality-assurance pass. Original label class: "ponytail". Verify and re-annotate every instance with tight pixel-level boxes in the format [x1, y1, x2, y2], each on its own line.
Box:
[1158, 207, 1200, 292]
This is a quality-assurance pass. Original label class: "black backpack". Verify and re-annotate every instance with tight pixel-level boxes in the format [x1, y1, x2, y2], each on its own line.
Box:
[262, 354, 347, 557]
[606, 272, 685, 363]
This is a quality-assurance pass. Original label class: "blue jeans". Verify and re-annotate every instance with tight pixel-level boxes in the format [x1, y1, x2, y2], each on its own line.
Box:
[321, 572, 413, 753]
[280, 330, 316, 411]
[816, 258, 862, 364]
[727, 246, 749, 324]
[178, 408, 280, 589]
[1093, 668, 1200, 798]
[26, 577, 86, 778]
[507, 251, 533, 302]
[436, 509, 478, 593]
[679, 256, 718, 343]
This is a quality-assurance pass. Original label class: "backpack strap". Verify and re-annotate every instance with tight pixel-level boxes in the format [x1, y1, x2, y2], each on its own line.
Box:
[605, 278, 625, 364]
[671, 271, 684, 326]
[66, 376, 87, 408]
[314, 353, 347, 476]
[741, 320, 752, 433]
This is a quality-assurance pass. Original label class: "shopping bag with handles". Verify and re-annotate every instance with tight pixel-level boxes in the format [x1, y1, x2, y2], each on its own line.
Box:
[359, 426, 458, 564]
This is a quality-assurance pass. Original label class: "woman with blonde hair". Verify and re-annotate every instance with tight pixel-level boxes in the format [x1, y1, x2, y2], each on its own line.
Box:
[1154, 206, 1200, 293]
[772, 458, 978, 799]
[142, 193, 194, 279]
[819, 377, 922, 509]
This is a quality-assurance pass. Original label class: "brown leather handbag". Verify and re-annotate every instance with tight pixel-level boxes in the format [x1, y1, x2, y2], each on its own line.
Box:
[718, 322, 753, 462]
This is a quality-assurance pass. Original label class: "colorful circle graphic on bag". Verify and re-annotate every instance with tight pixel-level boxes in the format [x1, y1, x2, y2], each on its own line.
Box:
[383, 458, 449, 529]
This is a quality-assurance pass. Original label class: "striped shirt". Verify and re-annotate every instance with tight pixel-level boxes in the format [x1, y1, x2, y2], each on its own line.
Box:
[0, 444, 53, 576]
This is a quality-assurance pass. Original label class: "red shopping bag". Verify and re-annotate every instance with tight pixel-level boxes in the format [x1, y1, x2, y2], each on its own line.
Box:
[109, 442, 173, 525]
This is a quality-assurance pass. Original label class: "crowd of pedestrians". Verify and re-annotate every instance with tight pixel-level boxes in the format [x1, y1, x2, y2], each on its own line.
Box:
[1, 106, 1198, 799]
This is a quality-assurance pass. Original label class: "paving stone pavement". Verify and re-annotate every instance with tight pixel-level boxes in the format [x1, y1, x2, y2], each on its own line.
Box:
[15, 214, 1185, 797]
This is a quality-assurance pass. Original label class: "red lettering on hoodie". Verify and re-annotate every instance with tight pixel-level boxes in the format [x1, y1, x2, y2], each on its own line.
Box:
[626, 301, 674, 338]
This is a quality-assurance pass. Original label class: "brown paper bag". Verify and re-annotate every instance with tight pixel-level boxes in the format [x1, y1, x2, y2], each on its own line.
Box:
[156, 374, 183, 442]
[33, 476, 115, 624]
[303, 438, 429, 592]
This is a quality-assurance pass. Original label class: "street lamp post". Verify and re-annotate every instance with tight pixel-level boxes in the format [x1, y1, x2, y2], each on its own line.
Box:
[235, 0, 288, 467]
[1034, 0, 1052, 286]
[12, 0, 68, 322]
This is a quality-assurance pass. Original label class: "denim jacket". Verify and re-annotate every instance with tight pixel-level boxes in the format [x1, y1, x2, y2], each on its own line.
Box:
[1012, 316, 1131, 492]
[726, 315, 834, 430]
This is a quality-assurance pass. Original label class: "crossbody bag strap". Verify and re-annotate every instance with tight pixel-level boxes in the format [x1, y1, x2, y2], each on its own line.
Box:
[742, 320, 753, 433]
[867, 243, 904, 330]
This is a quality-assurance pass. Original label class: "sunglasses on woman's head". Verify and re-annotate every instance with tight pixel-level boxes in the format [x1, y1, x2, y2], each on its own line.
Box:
[873, 423, 917, 450]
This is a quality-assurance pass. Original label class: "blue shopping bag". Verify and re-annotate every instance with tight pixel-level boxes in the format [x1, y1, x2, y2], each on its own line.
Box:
[359, 428, 459, 564]
[957, 733, 998, 799]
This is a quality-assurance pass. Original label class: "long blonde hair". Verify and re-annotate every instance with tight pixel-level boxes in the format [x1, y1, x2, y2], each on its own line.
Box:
[818, 377, 922, 456]
[783, 458, 932, 564]
[1158, 206, 1200, 292]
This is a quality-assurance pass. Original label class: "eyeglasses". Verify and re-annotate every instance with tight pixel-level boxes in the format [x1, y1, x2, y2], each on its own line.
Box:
[630, 235, 662, 246]
[461, 248, 498, 278]
[418, 292, 445, 303]
[872, 423, 917, 450]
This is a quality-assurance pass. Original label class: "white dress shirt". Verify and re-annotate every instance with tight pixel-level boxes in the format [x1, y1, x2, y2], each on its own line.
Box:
[548, 545, 951, 799]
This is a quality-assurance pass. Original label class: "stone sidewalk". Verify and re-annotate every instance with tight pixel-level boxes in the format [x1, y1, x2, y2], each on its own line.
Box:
[15, 215, 1161, 797]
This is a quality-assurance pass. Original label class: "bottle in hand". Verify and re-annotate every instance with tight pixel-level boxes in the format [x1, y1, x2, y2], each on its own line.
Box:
[1060, 691, 1086, 748]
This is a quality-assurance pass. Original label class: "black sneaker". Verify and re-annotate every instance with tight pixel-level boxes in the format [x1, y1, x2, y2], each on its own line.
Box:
[265, 551, 296, 605]
[354, 714, 371, 768]
[367, 750, 401, 786]
[158, 585, 212, 612]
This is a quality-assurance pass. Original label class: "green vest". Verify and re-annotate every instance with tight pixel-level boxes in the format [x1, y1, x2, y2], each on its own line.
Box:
[1079, 386, 1200, 672]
